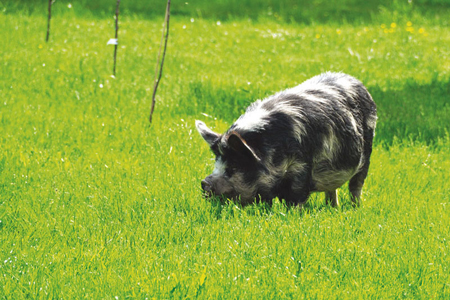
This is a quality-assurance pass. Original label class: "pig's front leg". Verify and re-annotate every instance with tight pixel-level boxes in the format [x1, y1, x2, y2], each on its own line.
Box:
[280, 172, 312, 206]
[325, 190, 339, 207]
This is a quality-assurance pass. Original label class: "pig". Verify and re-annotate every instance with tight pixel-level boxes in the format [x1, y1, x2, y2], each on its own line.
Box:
[195, 72, 377, 207]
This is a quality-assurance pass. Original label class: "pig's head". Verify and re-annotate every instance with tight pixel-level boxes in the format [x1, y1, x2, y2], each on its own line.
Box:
[195, 120, 264, 204]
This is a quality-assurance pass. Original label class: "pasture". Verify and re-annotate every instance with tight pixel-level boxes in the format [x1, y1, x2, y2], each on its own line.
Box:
[1, 0, 450, 298]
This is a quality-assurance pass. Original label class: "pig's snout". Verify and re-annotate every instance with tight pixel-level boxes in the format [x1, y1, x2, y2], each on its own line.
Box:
[201, 176, 235, 199]
[201, 179, 213, 196]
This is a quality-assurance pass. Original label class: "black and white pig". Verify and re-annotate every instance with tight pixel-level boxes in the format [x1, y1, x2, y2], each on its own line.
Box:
[195, 72, 377, 207]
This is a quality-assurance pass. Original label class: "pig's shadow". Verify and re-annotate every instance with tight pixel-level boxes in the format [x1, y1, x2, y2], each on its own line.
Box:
[208, 195, 355, 220]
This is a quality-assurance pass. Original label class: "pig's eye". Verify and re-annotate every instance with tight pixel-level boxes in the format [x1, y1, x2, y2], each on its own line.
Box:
[211, 148, 220, 156]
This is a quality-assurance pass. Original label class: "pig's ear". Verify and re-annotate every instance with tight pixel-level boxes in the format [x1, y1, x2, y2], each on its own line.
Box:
[195, 120, 220, 146]
[226, 131, 261, 162]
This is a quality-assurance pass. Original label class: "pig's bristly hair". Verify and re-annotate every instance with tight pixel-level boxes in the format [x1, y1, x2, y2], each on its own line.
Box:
[196, 72, 377, 205]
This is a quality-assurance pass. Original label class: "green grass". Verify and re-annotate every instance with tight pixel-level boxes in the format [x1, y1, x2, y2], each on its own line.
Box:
[4, 0, 450, 25]
[1, 1, 450, 298]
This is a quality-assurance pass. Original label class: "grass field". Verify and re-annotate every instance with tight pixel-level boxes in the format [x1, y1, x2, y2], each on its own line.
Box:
[1, 0, 450, 298]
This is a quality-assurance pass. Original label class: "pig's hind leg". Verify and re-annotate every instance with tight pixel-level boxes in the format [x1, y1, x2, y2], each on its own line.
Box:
[349, 170, 366, 207]
[349, 128, 375, 207]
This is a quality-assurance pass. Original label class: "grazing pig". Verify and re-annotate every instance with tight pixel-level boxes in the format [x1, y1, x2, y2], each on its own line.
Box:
[195, 72, 377, 207]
